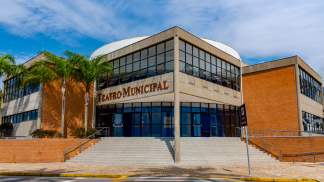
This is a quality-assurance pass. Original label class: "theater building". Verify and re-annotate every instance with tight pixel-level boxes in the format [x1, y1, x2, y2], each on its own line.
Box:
[1, 26, 323, 139]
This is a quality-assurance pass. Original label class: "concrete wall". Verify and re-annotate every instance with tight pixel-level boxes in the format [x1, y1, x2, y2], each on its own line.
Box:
[97, 72, 174, 105]
[1, 92, 40, 117]
[12, 120, 37, 137]
[299, 94, 323, 117]
[179, 72, 241, 106]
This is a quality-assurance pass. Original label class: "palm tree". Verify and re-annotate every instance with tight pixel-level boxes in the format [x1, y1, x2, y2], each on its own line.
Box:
[0, 53, 26, 77]
[67, 51, 113, 136]
[22, 50, 74, 137]
[0, 54, 27, 102]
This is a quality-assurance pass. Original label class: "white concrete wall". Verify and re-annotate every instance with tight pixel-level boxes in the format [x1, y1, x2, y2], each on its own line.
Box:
[1, 92, 40, 117]
[12, 120, 37, 137]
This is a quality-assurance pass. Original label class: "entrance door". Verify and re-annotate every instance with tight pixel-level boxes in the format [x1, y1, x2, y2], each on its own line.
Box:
[123, 113, 132, 137]
[113, 114, 123, 136]
[192, 113, 201, 137]
[201, 113, 210, 137]
[132, 113, 141, 136]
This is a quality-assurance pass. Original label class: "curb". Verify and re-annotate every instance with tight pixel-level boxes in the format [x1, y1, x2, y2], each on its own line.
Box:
[239, 177, 319, 182]
[0, 172, 319, 182]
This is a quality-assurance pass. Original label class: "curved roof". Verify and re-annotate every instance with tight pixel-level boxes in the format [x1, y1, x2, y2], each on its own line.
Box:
[199, 38, 241, 60]
[90, 35, 241, 60]
[90, 36, 150, 59]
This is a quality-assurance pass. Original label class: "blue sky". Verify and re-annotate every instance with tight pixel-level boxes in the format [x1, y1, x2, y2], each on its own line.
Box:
[0, 0, 324, 88]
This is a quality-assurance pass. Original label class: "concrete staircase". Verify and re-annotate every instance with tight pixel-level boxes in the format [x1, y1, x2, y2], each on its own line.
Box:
[67, 137, 175, 165]
[178, 137, 278, 165]
[67, 137, 278, 165]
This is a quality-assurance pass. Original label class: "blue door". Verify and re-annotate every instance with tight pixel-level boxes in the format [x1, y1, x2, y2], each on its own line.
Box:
[192, 113, 201, 137]
[113, 114, 123, 136]
[201, 113, 210, 137]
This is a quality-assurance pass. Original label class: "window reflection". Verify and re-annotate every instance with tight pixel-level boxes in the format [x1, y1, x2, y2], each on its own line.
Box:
[97, 39, 174, 90]
[179, 39, 240, 91]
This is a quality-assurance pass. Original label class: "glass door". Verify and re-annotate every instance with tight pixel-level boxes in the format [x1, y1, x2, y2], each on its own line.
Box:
[132, 113, 141, 136]
[192, 113, 201, 137]
[113, 114, 123, 136]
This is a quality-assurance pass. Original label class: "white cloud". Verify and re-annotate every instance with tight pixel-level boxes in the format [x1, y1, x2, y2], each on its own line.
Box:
[162, 0, 324, 79]
[0, 0, 323, 79]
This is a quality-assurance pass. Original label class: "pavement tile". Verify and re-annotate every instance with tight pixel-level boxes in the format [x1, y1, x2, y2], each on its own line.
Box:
[0, 163, 322, 181]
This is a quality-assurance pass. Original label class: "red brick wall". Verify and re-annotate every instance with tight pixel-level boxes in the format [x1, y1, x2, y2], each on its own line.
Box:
[0, 139, 98, 163]
[41, 80, 94, 138]
[242, 65, 299, 131]
[243, 137, 324, 162]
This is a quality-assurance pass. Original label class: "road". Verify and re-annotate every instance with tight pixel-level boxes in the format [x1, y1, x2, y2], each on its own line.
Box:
[0, 176, 250, 182]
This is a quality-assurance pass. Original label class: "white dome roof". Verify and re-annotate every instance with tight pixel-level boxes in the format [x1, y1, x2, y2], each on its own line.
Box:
[90, 36, 150, 59]
[90, 36, 241, 60]
[199, 38, 241, 60]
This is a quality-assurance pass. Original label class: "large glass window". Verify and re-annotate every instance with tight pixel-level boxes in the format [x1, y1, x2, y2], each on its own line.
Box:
[299, 67, 322, 104]
[2, 110, 38, 124]
[179, 39, 240, 91]
[302, 111, 323, 132]
[3, 75, 40, 103]
[98, 39, 174, 90]
[95, 102, 241, 137]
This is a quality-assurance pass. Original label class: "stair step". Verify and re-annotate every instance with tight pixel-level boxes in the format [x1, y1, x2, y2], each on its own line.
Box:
[67, 137, 278, 165]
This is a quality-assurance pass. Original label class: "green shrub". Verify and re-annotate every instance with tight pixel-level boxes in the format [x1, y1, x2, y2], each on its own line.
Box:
[30, 129, 62, 138]
[44, 130, 56, 138]
[0, 123, 13, 137]
[70, 127, 101, 138]
[54, 131, 63, 138]
[30, 129, 46, 138]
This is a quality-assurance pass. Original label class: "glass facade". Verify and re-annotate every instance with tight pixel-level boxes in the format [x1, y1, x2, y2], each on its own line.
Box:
[302, 111, 323, 132]
[2, 110, 38, 124]
[97, 39, 174, 90]
[299, 67, 322, 104]
[3, 75, 40, 103]
[179, 40, 240, 91]
[96, 102, 241, 137]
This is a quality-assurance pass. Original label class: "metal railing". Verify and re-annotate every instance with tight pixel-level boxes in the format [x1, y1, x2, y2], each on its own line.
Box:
[246, 128, 324, 137]
[284, 151, 324, 164]
[95, 127, 110, 137]
[63, 127, 109, 162]
[237, 127, 283, 161]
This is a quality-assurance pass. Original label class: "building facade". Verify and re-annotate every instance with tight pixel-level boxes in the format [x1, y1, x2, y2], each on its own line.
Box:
[242, 56, 324, 133]
[1, 26, 323, 138]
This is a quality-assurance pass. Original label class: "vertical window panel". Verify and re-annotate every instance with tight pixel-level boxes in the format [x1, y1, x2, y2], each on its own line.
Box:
[165, 39, 174, 51]
[166, 50, 173, 62]
[157, 53, 165, 65]
[149, 46, 156, 57]
[157, 43, 164, 54]
[179, 40, 185, 51]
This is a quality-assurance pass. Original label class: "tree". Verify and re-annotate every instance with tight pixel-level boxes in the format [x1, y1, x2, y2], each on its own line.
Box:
[0, 53, 26, 77]
[67, 51, 113, 136]
[22, 51, 75, 137]
[0, 53, 26, 102]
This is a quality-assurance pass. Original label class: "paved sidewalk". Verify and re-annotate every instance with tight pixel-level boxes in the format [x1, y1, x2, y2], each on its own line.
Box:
[0, 162, 322, 181]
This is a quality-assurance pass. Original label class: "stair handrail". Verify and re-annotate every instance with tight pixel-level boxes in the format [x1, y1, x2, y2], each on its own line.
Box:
[246, 128, 324, 137]
[284, 150, 324, 164]
[237, 127, 283, 161]
[63, 127, 109, 162]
